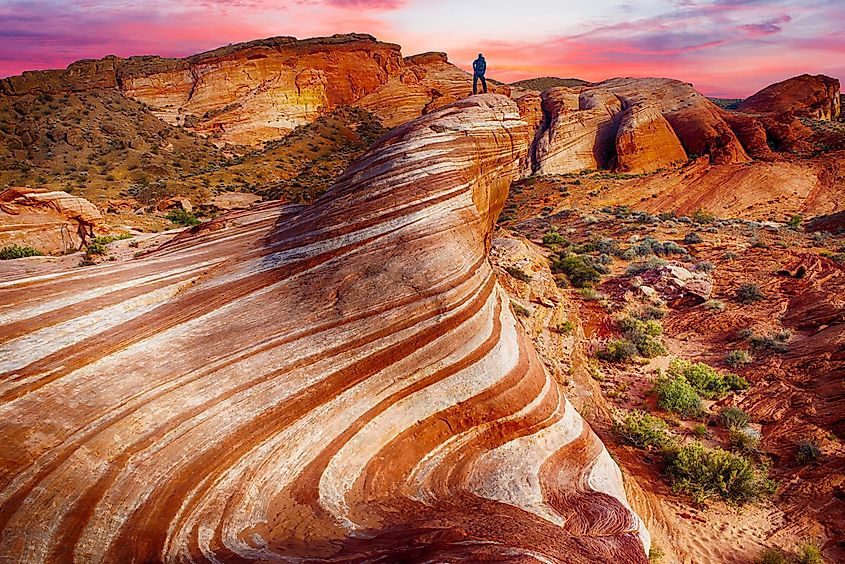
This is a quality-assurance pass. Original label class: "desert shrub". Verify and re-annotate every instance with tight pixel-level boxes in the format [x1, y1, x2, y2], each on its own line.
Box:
[542, 231, 569, 246]
[684, 232, 703, 244]
[692, 208, 715, 224]
[648, 545, 665, 563]
[749, 331, 791, 353]
[505, 266, 532, 283]
[729, 428, 761, 456]
[695, 260, 715, 273]
[85, 241, 106, 256]
[720, 406, 751, 430]
[577, 287, 606, 301]
[795, 440, 822, 465]
[704, 300, 726, 312]
[635, 305, 667, 320]
[551, 254, 601, 288]
[557, 320, 575, 335]
[90, 233, 131, 245]
[596, 237, 622, 256]
[626, 257, 667, 276]
[511, 302, 531, 318]
[654, 374, 703, 417]
[166, 209, 201, 226]
[736, 283, 765, 304]
[737, 327, 755, 340]
[612, 410, 672, 450]
[598, 339, 638, 363]
[617, 316, 666, 358]
[796, 542, 823, 564]
[692, 423, 710, 438]
[725, 349, 753, 367]
[787, 214, 803, 228]
[662, 441, 776, 504]
[0, 245, 42, 260]
[757, 548, 788, 564]
[667, 359, 748, 400]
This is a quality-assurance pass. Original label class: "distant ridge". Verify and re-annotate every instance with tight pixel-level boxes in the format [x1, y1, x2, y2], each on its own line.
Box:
[510, 76, 590, 90]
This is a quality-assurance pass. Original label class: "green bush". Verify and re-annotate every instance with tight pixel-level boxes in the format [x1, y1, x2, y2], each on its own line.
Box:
[692, 423, 710, 438]
[692, 209, 715, 224]
[551, 253, 601, 288]
[648, 546, 665, 563]
[90, 233, 132, 245]
[720, 406, 750, 430]
[704, 299, 726, 312]
[626, 257, 667, 276]
[654, 374, 703, 417]
[511, 302, 531, 318]
[0, 245, 43, 260]
[729, 429, 761, 456]
[725, 349, 753, 367]
[736, 283, 765, 304]
[749, 331, 791, 354]
[505, 266, 532, 282]
[85, 241, 106, 256]
[166, 209, 201, 226]
[666, 359, 748, 400]
[684, 232, 703, 244]
[542, 231, 569, 246]
[787, 215, 803, 228]
[757, 548, 788, 564]
[795, 440, 821, 465]
[557, 320, 575, 335]
[598, 339, 638, 363]
[612, 410, 672, 450]
[796, 542, 823, 564]
[663, 441, 776, 504]
[618, 316, 667, 359]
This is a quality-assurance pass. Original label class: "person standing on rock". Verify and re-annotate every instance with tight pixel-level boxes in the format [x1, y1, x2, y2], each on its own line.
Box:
[472, 53, 488, 94]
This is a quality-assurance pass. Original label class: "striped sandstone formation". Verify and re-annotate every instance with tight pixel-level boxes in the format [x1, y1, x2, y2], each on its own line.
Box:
[0, 95, 648, 562]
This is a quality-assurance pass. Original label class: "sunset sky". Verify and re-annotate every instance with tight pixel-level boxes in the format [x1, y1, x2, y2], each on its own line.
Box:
[1, 0, 843, 97]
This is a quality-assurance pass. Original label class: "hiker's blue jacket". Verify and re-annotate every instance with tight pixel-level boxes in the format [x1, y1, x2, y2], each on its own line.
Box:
[473, 57, 486, 76]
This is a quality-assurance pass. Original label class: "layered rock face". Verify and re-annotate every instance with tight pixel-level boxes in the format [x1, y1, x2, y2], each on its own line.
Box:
[0, 188, 103, 252]
[1, 35, 499, 146]
[530, 78, 750, 175]
[533, 87, 622, 175]
[0, 95, 648, 562]
[739, 74, 841, 120]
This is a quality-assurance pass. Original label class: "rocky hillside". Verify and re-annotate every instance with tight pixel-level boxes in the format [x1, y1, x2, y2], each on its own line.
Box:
[0, 95, 649, 563]
[0, 34, 502, 146]
[739, 74, 841, 120]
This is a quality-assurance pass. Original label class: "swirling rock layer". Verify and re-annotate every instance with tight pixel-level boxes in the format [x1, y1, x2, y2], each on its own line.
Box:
[0, 95, 647, 562]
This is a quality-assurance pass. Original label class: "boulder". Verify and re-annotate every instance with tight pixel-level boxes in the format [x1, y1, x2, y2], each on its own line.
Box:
[0, 187, 103, 253]
[208, 192, 262, 211]
[640, 265, 713, 307]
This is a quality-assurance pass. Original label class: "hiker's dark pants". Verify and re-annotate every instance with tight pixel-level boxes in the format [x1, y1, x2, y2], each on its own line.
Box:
[473, 73, 487, 94]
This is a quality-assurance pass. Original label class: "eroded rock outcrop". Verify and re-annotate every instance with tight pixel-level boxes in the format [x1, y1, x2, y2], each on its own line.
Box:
[533, 87, 622, 175]
[0, 187, 103, 252]
[0, 95, 648, 562]
[739, 74, 841, 120]
[531, 78, 751, 175]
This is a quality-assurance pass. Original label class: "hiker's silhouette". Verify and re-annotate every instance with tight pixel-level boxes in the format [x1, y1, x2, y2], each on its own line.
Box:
[472, 53, 487, 94]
